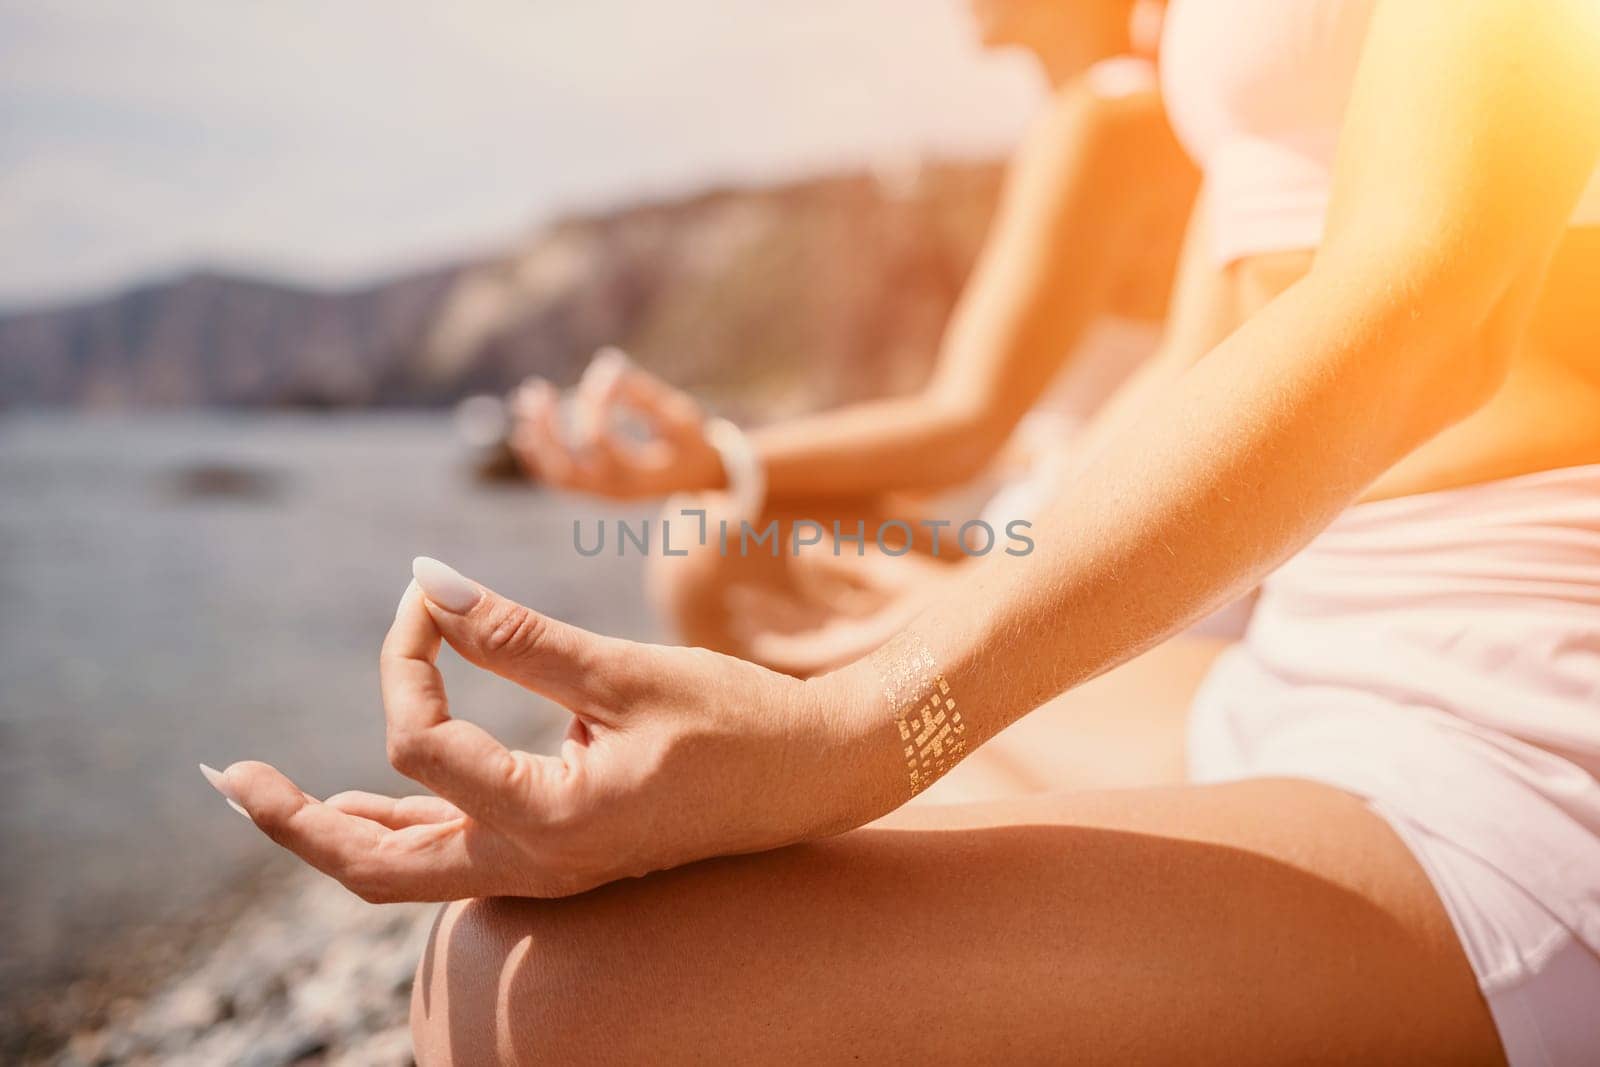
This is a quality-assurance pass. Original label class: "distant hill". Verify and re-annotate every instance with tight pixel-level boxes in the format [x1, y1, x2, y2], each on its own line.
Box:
[0, 162, 1003, 416]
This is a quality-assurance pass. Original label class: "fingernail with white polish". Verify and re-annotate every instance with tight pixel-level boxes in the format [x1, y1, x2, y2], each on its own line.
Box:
[412, 557, 482, 613]
[593, 345, 630, 369]
[199, 763, 251, 820]
[583, 350, 614, 380]
[395, 578, 419, 618]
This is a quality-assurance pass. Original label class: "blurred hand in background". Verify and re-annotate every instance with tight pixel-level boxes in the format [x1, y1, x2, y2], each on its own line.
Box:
[510, 348, 726, 499]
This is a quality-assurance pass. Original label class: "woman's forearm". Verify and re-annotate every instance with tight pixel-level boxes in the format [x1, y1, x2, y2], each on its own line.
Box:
[751, 393, 1002, 499]
[823, 261, 1509, 801]
[822, 0, 1600, 811]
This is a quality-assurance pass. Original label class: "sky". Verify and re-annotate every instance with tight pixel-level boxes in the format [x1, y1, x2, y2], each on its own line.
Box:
[0, 0, 1044, 310]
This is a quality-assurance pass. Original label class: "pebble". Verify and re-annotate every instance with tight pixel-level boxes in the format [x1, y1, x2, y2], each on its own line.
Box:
[45, 868, 432, 1066]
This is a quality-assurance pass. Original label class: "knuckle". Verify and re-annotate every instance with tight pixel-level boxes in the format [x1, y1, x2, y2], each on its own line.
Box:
[251, 805, 292, 841]
[500, 750, 536, 796]
[386, 728, 435, 777]
[481, 602, 548, 659]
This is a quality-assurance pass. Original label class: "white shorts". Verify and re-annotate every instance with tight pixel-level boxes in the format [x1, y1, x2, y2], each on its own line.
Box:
[1187, 464, 1600, 1065]
[1372, 801, 1600, 1066]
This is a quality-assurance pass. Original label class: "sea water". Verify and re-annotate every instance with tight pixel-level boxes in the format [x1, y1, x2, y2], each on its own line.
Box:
[0, 412, 657, 1006]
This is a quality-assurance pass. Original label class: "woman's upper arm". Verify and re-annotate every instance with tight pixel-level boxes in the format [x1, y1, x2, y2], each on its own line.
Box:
[928, 84, 1195, 433]
[1318, 0, 1600, 311]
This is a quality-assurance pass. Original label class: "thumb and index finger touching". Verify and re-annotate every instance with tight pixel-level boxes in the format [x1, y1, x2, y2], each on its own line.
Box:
[383, 558, 627, 817]
[577, 347, 705, 447]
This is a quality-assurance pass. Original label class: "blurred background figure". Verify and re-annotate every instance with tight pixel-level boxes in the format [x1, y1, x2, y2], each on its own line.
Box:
[0, 2, 1191, 1062]
[505, 0, 1199, 678]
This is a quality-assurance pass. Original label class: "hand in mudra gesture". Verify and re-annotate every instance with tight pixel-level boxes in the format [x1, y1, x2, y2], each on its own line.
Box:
[207, 559, 893, 902]
[510, 349, 725, 499]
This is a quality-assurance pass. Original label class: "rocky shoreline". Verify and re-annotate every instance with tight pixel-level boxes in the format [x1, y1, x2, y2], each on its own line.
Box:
[47, 868, 429, 1067]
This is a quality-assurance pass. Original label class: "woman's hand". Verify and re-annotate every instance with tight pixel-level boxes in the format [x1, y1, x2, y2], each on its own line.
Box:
[511, 349, 726, 499]
[207, 559, 896, 903]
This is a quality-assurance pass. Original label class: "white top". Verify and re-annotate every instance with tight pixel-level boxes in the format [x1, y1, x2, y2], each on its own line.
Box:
[1159, 0, 1600, 265]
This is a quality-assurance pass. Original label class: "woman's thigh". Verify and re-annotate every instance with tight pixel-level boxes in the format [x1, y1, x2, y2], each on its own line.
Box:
[410, 778, 1501, 1065]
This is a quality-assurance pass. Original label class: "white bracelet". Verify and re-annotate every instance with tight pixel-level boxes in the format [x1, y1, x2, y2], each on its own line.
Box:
[703, 417, 767, 520]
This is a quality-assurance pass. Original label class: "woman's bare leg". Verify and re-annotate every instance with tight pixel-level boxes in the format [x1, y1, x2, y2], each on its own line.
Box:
[410, 778, 1501, 1065]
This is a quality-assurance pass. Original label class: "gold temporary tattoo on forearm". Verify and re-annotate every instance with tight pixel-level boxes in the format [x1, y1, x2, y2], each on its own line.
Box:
[871, 632, 965, 795]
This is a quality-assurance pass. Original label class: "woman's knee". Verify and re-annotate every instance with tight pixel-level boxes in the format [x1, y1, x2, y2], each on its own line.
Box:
[410, 896, 643, 1066]
[409, 902, 566, 1067]
[412, 900, 500, 1065]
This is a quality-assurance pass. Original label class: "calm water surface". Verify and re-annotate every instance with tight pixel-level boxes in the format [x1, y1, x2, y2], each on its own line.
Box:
[0, 413, 659, 1003]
